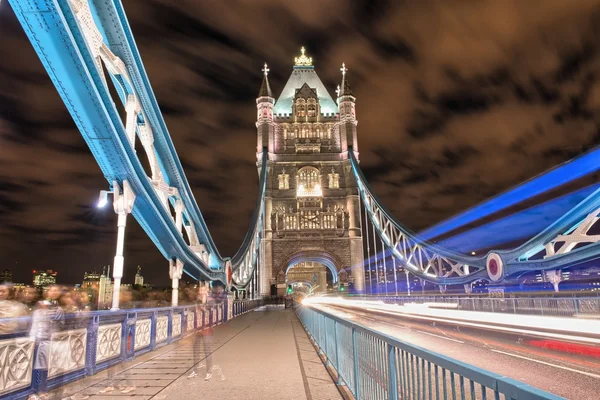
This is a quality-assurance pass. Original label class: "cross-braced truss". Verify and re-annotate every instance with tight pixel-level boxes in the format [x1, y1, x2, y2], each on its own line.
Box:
[350, 150, 600, 284]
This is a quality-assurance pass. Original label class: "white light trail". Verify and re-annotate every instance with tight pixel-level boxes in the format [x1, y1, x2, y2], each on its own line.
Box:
[305, 297, 600, 345]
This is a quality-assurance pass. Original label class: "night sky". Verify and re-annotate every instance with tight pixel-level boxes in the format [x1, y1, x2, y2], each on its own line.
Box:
[1, 0, 600, 286]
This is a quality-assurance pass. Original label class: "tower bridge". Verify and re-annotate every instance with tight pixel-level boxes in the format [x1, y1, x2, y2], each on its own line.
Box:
[257, 51, 364, 296]
[2, 1, 600, 399]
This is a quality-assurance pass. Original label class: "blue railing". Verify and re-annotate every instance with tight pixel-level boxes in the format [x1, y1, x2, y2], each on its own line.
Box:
[297, 305, 564, 400]
[348, 295, 600, 317]
[0, 299, 262, 399]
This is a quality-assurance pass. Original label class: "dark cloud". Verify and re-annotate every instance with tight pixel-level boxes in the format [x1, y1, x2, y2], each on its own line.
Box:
[2, 0, 600, 285]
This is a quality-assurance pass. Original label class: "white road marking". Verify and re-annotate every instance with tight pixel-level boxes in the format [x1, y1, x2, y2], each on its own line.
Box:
[415, 330, 464, 344]
[491, 349, 600, 379]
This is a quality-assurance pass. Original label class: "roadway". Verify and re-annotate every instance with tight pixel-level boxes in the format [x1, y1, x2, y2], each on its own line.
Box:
[313, 302, 600, 400]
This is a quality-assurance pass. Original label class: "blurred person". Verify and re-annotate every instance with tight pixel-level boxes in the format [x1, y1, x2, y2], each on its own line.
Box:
[197, 281, 208, 304]
[187, 282, 226, 381]
[98, 288, 136, 395]
[19, 286, 40, 312]
[60, 291, 79, 314]
[78, 291, 92, 311]
[0, 283, 28, 335]
[28, 284, 64, 400]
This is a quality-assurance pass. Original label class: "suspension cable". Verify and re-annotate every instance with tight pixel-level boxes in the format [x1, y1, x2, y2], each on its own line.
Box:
[372, 220, 379, 295]
[381, 238, 388, 295]
[363, 193, 372, 295]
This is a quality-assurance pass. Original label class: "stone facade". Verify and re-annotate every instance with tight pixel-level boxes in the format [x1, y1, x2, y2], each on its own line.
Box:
[256, 50, 365, 295]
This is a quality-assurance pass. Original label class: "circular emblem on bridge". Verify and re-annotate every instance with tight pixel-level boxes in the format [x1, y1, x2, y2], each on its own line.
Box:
[486, 253, 504, 282]
[225, 260, 233, 288]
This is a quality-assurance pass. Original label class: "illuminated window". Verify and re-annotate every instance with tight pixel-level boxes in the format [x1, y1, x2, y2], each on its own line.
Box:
[278, 168, 290, 190]
[295, 99, 306, 117]
[308, 104, 316, 117]
[296, 166, 322, 197]
[328, 168, 340, 189]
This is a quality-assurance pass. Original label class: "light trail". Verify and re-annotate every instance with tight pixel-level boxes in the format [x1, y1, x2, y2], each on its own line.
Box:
[303, 296, 600, 345]
[491, 349, 600, 380]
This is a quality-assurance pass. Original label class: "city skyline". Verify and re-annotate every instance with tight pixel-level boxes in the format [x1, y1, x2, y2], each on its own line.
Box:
[2, 1, 600, 285]
[0, 264, 152, 286]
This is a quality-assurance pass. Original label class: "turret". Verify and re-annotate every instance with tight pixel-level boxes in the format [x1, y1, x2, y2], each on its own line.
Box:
[337, 63, 358, 155]
[256, 63, 275, 155]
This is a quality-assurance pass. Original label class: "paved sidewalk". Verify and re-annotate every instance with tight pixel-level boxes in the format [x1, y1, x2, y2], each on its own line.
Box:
[55, 306, 342, 400]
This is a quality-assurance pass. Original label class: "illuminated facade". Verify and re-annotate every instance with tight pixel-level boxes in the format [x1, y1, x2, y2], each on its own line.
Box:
[82, 270, 101, 288]
[257, 49, 364, 296]
[32, 270, 57, 287]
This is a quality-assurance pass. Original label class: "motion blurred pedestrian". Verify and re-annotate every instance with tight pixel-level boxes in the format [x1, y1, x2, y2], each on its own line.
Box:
[28, 284, 64, 400]
[0, 283, 27, 335]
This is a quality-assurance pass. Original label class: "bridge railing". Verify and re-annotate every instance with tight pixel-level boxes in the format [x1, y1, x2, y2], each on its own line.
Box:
[297, 305, 563, 400]
[349, 295, 600, 317]
[0, 299, 262, 399]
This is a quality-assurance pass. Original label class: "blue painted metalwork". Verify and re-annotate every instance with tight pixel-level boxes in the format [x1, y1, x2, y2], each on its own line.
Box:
[297, 305, 564, 400]
[9, 0, 267, 289]
[436, 184, 600, 253]
[350, 149, 600, 283]
[0, 300, 261, 400]
[419, 146, 600, 241]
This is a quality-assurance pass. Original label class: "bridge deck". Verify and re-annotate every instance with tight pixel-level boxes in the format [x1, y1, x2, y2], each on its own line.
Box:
[53, 306, 342, 400]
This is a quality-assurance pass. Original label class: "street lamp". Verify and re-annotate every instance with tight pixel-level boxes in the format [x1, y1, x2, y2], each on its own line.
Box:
[97, 190, 112, 208]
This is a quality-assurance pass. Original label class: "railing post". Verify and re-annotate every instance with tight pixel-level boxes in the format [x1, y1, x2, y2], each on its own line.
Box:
[167, 308, 173, 344]
[150, 311, 158, 350]
[85, 314, 100, 376]
[352, 327, 360, 398]
[324, 316, 328, 359]
[387, 343, 399, 400]
[125, 312, 136, 360]
[334, 320, 341, 385]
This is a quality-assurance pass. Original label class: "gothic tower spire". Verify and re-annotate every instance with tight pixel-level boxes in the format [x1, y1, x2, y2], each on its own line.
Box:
[258, 63, 273, 98]
[256, 63, 275, 154]
[339, 63, 353, 97]
[337, 62, 358, 153]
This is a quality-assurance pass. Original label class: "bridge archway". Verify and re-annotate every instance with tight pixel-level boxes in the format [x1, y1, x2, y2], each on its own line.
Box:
[284, 250, 342, 283]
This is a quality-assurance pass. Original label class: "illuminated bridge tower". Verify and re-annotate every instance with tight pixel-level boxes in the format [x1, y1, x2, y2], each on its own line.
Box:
[257, 48, 365, 296]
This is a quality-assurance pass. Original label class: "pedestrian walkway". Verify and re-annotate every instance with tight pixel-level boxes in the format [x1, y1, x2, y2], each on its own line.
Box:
[54, 306, 342, 400]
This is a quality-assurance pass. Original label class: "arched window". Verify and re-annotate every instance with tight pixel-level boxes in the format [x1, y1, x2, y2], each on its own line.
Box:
[308, 104, 316, 117]
[296, 166, 322, 197]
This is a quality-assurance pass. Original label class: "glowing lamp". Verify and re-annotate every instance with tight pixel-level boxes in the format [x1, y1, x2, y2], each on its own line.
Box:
[98, 190, 110, 208]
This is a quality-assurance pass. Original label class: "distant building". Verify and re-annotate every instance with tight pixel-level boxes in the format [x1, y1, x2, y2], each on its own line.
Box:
[0, 269, 12, 283]
[98, 266, 113, 308]
[32, 270, 57, 287]
[82, 270, 101, 288]
[134, 265, 144, 286]
[96, 265, 132, 309]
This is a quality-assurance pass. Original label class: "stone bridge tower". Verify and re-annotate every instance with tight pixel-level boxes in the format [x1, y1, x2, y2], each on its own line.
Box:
[256, 48, 365, 295]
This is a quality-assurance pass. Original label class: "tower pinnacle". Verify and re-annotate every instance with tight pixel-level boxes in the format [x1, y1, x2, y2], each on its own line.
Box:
[294, 46, 313, 67]
[339, 62, 353, 97]
[258, 62, 273, 98]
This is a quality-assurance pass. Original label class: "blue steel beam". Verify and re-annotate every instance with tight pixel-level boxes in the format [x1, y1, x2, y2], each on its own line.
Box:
[89, 0, 223, 269]
[419, 147, 600, 241]
[9, 0, 221, 282]
[436, 184, 600, 253]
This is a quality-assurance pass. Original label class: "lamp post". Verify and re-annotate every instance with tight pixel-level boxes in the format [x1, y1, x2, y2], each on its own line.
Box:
[98, 180, 136, 310]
